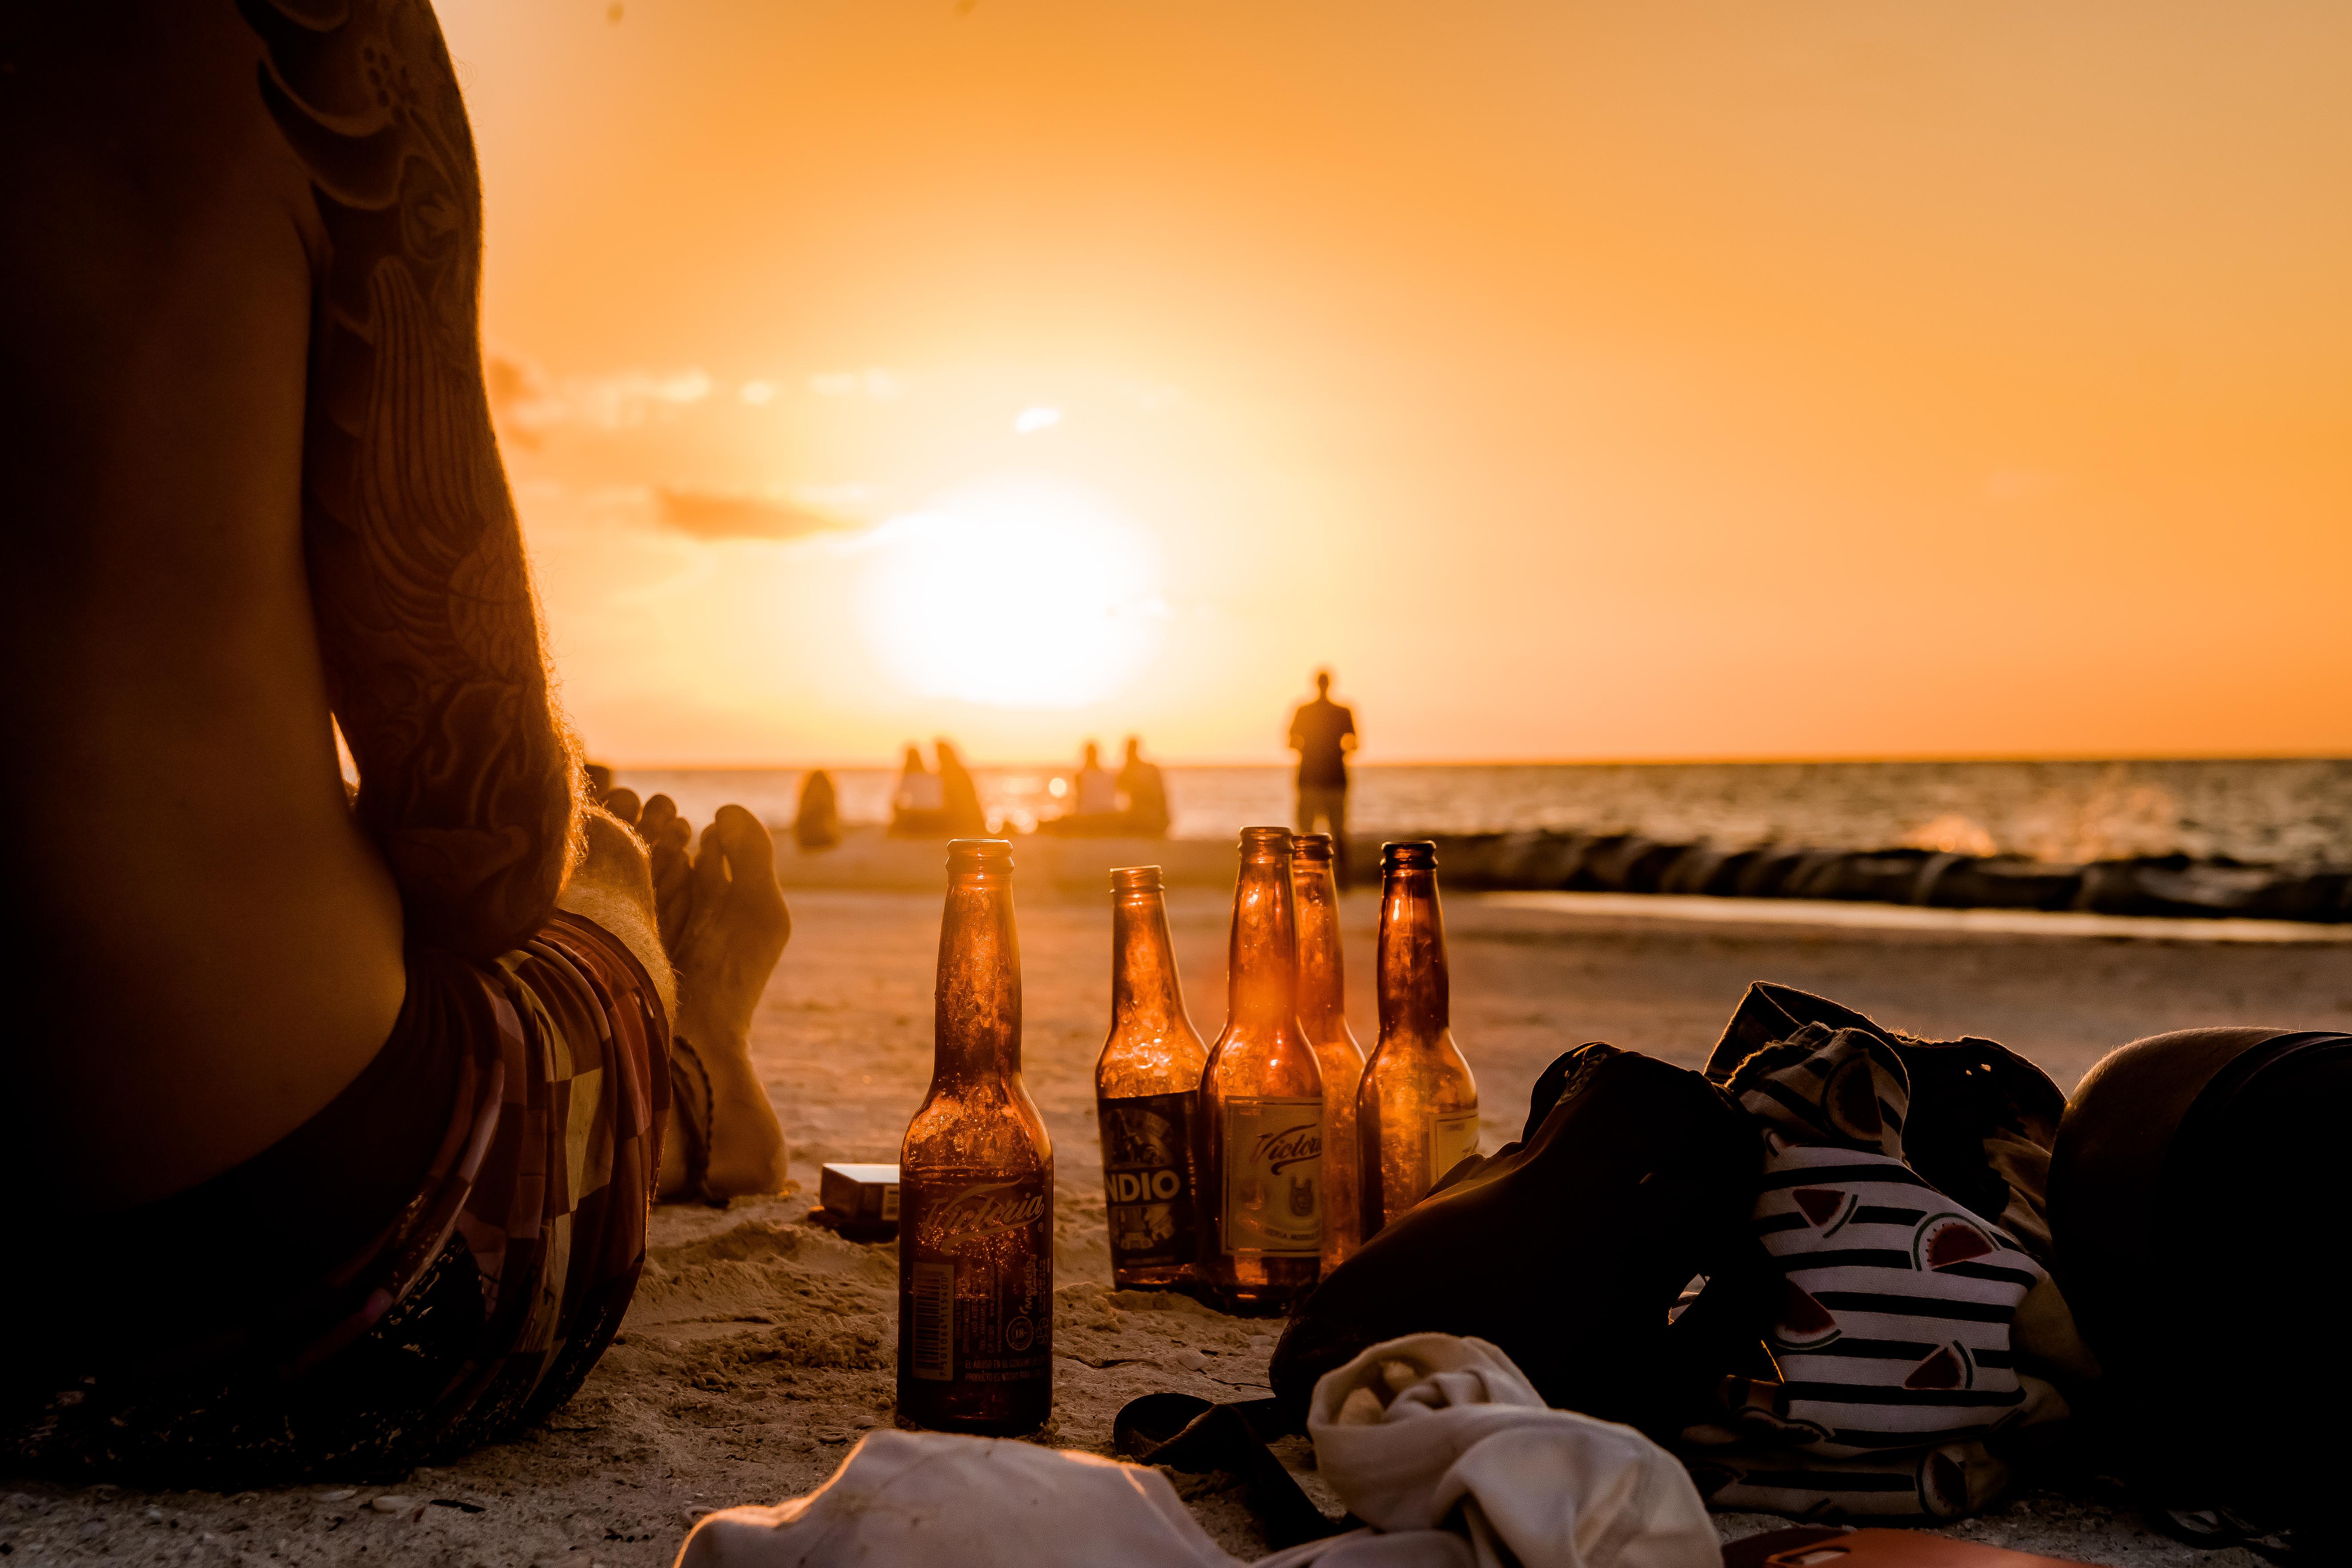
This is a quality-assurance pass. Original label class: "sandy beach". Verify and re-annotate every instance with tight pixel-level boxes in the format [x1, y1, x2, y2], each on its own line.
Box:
[12, 882, 2346, 1568]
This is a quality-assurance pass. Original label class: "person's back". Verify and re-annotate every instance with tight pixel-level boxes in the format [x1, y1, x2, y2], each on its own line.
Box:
[795, 769, 842, 851]
[1073, 741, 1117, 815]
[1115, 737, 1171, 837]
[936, 740, 987, 835]
[0, 2, 561, 1216]
[0, 2, 790, 1483]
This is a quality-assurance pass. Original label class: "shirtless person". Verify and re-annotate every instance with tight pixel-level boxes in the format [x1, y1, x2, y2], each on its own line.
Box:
[1, 0, 785, 1479]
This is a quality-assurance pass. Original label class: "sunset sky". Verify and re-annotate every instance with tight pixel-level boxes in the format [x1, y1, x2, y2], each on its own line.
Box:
[438, 0, 2352, 766]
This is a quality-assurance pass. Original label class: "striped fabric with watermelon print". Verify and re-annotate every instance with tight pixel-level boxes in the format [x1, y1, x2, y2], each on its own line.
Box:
[1679, 1025, 2069, 1521]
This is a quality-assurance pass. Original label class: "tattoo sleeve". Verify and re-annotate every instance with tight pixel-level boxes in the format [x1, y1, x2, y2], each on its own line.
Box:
[240, 0, 577, 959]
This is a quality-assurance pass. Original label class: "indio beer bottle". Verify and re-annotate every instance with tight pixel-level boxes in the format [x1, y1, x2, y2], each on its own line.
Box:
[1291, 833, 1366, 1272]
[1357, 841, 1479, 1241]
[1199, 827, 1324, 1311]
[1094, 866, 1210, 1290]
[897, 839, 1053, 1435]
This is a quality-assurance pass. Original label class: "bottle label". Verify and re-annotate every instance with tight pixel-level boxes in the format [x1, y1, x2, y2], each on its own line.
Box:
[1431, 1107, 1482, 1189]
[904, 1175, 1053, 1385]
[1220, 1097, 1324, 1256]
[1097, 1091, 1202, 1273]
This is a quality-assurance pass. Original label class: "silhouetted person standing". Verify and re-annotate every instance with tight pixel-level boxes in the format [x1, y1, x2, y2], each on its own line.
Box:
[1287, 669, 1358, 887]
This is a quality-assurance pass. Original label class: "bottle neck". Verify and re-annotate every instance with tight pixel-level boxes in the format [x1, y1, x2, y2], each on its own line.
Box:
[1293, 859, 1346, 1036]
[935, 870, 1022, 1082]
[1375, 867, 1448, 1041]
[1111, 888, 1187, 1033]
[1227, 855, 1300, 1030]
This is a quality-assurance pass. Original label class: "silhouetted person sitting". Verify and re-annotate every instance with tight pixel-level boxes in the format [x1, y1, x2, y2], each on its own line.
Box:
[1287, 669, 1359, 887]
[794, 768, 842, 851]
[2, 2, 789, 1483]
[1117, 736, 1172, 838]
[935, 739, 988, 837]
[1040, 740, 1130, 836]
[889, 744, 949, 836]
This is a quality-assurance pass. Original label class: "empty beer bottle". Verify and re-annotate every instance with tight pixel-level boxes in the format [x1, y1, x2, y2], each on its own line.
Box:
[1199, 827, 1324, 1312]
[897, 839, 1053, 1435]
[1095, 865, 1210, 1291]
[1357, 841, 1479, 1242]
[1292, 833, 1366, 1273]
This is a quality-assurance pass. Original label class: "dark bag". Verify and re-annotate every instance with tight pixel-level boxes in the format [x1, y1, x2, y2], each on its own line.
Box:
[1269, 1041, 1759, 1435]
[2050, 1027, 2352, 1560]
[1705, 982, 2064, 1268]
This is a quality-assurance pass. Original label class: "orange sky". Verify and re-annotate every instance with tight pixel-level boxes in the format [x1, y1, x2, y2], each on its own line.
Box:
[438, 0, 2352, 766]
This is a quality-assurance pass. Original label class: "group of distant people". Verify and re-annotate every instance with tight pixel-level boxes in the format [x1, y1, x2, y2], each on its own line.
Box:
[1035, 737, 1172, 838]
[786, 671, 1357, 860]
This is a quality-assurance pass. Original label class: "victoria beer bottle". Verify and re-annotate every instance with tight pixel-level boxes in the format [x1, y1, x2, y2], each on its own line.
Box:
[1095, 866, 1210, 1290]
[897, 839, 1054, 1434]
[1292, 833, 1366, 1272]
[1357, 840, 1479, 1242]
[1198, 827, 1325, 1311]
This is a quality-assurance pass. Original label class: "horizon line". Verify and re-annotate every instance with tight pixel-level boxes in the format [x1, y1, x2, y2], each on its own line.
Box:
[601, 749, 2352, 772]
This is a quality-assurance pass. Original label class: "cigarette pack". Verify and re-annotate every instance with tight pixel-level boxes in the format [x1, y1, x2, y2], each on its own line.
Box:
[818, 1162, 901, 1240]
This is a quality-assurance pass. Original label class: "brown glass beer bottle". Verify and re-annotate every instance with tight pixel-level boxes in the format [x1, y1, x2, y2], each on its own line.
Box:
[1094, 865, 1210, 1291]
[897, 839, 1054, 1435]
[1291, 833, 1366, 1273]
[1198, 826, 1325, 1311]
[1356, 840, 1479, 1242]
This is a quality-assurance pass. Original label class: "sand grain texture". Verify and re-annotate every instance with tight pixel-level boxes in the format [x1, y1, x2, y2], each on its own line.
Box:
[13, 887, 2337, 1566]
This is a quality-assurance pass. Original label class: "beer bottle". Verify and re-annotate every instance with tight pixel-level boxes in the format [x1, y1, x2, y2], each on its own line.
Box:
[1199, 826, 1324, 1311]
[1094, 866, 1209, 1290]
[1356, 840, 1479, 1242]
[1292, 833, 1366, 1273]
[897, 839, 1053, 1435]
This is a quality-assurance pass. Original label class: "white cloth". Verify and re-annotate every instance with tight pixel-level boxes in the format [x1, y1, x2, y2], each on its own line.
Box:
[1264, 1334, 1719, 1568]
[672, 1337, 1716, 1568]
[676, 1427, 1232, 1568]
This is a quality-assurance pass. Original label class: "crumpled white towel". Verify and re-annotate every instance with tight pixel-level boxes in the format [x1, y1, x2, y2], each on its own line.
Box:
[1262, 1333, 1718, 1568]
[676, 1427, 1232, 1568]
[673, 1335, 1715, 1568]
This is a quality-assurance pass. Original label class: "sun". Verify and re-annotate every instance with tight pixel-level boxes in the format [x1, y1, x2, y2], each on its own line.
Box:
[855, 481, 1164, 709]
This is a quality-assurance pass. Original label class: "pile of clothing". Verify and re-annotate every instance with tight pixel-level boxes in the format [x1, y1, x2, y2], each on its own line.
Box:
[683, 984, 2349, 1564]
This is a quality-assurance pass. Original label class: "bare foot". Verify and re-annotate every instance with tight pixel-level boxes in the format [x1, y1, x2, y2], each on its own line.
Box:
[657, 804, 793, 1201]
[592, 792, 791, 1198]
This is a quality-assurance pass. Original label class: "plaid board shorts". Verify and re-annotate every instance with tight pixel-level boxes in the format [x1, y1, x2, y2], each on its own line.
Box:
[2, 912, 669, 1483]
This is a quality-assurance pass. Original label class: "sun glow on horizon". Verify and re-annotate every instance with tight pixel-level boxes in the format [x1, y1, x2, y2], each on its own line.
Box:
[854, 481, 1165, 711]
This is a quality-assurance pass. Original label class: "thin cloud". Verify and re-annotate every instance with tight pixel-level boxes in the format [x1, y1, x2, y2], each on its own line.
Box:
[654, 486, 861, 543]
[486, 352, 715, 438]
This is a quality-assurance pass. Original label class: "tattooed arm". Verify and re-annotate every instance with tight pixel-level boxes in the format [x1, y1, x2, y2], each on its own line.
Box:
[240, 0, 576, 959]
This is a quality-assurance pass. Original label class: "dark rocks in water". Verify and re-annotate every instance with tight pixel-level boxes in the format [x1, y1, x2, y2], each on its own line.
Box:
[2073, 857, 2351, 921]
[1326, 827, 2347, 923]
[1922, 856, 2085, 910]
[1570, 835, 1683, 893]
[1785, 848, 1938, 904]
[1657, 843, 1737, 895]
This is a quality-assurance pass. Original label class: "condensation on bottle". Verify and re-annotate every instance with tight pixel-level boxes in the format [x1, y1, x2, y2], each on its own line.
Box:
[1292, 832, 1366, 1273]
[1198, 826, 1325, 1313]
[1356, 840, 1480, 1243]
[896, 839, 1054, 1435]
[1094, 864, 1210, 1291]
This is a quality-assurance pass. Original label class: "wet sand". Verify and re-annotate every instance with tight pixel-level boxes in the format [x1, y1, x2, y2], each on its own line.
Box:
[12, 886, 2344, 1567]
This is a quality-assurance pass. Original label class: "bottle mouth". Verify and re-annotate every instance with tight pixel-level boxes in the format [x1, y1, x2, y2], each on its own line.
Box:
[947, 838, 1016, 871]
[1110, 864, 1164, 894]
[1238, 825, 1294, 856]
[1292, 833, 1335, 863]
[1381, 840, 1437, 869]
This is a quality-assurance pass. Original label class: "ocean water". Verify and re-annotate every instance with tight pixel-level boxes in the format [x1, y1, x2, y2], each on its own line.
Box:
[612, 758, 2352, 868]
